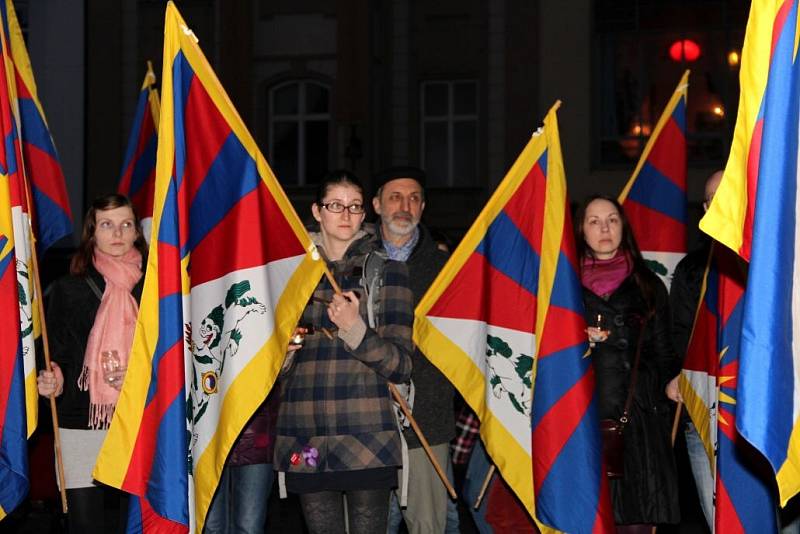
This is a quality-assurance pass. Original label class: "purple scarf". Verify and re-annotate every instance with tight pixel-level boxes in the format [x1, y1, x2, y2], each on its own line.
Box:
[581, 252, 632, 298]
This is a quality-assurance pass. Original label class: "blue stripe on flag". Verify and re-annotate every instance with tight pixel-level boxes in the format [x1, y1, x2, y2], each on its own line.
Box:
[128, 136, 158, 198]
[737, 0, 800, 468]
[30, 183, 71, 250]
[144, 391, 189, 524]
[475, 211, 539, 297]
[145, 290, 183, 405]
[626, 162, 687, 223]
[121, 91, 149, 173]
[172, 51, 194, 191]
[157, 179, 180, 249]
[0, 343, 29, 514]
[18, 99, 59, 160]
[672, 98, 687, 133]
[531, 343, 591, 429]
[535, 407, 603, 532]
[549, 252, 584, 313]
[186, 133, 259, 254]
[537, 150, 548, 178]
[3, 129, 16, 176]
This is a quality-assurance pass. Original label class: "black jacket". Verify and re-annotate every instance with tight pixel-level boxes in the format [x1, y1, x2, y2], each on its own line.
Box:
[381, 224, 455, 448]
[670, 243, 711, 358]
[583, 271, 680, 524]
[44, 266, 144, 429]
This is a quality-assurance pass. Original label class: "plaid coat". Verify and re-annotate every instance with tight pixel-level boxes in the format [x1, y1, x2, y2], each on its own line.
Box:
[274, 231, 414, 474]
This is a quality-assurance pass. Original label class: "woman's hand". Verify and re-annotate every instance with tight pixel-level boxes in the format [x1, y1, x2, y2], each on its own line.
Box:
[665, 375, 683, 403]
[327, 291, 360, 331]
[37, 362, 64, 397]
[288, 326, 309, 353]
[585, 326, 609, 347]
[104, 368, 127, 391]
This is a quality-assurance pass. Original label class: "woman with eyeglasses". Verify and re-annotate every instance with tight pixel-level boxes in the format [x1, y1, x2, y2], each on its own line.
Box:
[36, 194, 147, 533]
[274, 170, 413, 534]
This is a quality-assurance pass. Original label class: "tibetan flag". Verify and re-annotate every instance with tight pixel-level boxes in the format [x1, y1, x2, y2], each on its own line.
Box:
[0, 166, 27, 521]
[415, 103, 613, 533]
[699, 0, 800, 505]
[93, 2, 325, 532]
[0, 5, 31, 516]
[618, 70, 689, 289]
[680, 245, 779, 532]
[0, 0, 71, 252]
[119, 61, 160, 242]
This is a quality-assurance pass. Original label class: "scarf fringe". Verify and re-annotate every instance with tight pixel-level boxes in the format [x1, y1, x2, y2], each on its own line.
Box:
[77, 365, 90, 391]
[87, 401, 115, 430]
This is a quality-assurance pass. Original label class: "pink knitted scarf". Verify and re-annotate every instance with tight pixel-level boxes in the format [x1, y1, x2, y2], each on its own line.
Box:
[581, 252, 632, 298]
[78, 247, 142, 429]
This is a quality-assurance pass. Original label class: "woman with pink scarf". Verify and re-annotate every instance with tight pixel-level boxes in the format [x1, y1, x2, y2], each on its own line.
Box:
[575, 195, 681, 533]
[37, 194, 147, 534]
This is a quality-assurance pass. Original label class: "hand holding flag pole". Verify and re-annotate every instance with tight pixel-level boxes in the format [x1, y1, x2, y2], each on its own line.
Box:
[27, 227, 68, 513]
[322, 268, 457, 499]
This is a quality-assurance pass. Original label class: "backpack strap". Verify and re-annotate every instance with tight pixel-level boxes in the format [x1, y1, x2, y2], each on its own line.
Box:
[360, 251, 386, 329]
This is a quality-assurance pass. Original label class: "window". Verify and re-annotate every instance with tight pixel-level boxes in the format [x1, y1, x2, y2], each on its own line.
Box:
[593, 0, 747, 167]
[420, 80, 479, 187]
[268, 80, 331, 185]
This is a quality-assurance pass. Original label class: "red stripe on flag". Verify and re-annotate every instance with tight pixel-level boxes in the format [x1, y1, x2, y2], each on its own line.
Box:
[427, 252, 536, 333]
[537, 305, 586, 358]
[156, 242, 182, 297]
[770, 0, 794, 61]
[188, 182, 307, 286]
[531, 368, 595, 494]
[504, 162, 546, 256]
[682, 305, 718, 373]
[742, 118, 763, 260]
[624, 200, 686, 252]
[130, 170, 156, 219]
[22, 142, 71, 215]
[182, 76, 232, 205]
[643, 118, 686, 191]
[120, 339, 185, 495]
[592, 465, 614, 533]
[715, 472, 746, 534]
[0, 263, 19, 430]
[718, 406, 738, 441]
[138, 495, 189, 534]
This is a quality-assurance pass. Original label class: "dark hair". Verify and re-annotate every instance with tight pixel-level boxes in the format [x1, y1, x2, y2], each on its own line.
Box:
[574, 194, 656, 310]
[314, 169, 365, 205]
[70, 194, 148, 275]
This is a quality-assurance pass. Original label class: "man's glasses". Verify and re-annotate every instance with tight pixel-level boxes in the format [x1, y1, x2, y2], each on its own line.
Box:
[321, 202, 365, 214]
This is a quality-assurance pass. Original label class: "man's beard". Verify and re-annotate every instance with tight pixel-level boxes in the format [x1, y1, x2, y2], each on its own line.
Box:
[383, 212, 419, 237]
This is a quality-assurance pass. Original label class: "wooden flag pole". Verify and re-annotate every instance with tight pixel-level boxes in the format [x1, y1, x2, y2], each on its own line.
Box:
[671, 402, 683, 446]
[473, 464, 495, 509]
[322, 268, 456, 499]
[29, 240, 68, 513]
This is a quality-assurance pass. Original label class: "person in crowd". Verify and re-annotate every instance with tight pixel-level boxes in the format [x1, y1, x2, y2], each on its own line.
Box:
[204, 389, 279, 534]
[273, 170, 413, 534]
[666, 170, 722, 529]
[36, 194, 147, 534]
[371, 166, 457, 534]
[576, 195, 681, 533]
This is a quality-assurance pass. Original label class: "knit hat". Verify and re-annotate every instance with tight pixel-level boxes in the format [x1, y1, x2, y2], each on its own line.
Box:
[372, 166, 427, 194]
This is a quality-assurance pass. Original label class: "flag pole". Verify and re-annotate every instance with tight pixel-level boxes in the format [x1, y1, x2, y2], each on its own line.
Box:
[671, 402, 683, 445]
[473, 464, 495, 509]
[29, 237, 68, 513]
[322, 268, 457, 499]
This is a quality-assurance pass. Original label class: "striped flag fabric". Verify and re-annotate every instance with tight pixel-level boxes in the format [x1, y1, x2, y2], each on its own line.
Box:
[0, 0, 71, 252]
[93, 2, 325, 531]
[618, 70, 689, 289]
[118, 61, 160, 242]
[699, 0, 800, 506]
[0, 59, 26, 519]
[680, 245, 779, 532]
[414, 103, 614, 532]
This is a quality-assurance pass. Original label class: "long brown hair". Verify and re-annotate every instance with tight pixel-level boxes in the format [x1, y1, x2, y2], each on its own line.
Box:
[574, 194, 657, 309]
[70, 194, 148, 275]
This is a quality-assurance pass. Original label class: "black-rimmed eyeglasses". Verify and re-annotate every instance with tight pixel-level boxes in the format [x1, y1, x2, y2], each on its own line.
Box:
[321, 202, 365, 214]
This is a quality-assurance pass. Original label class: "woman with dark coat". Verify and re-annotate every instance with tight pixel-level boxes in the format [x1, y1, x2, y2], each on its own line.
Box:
[575, 195, 681, 532]
[36, 194, 147, 534]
